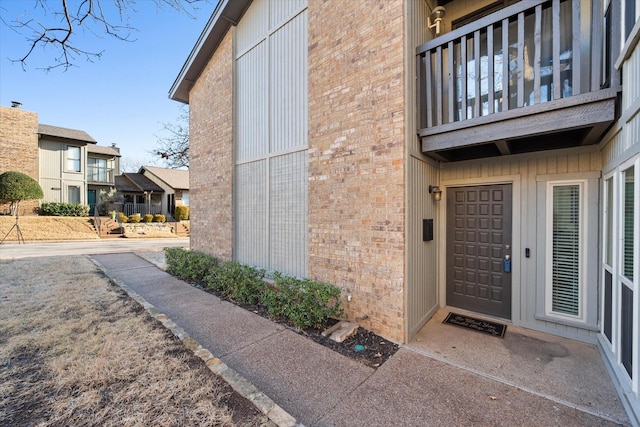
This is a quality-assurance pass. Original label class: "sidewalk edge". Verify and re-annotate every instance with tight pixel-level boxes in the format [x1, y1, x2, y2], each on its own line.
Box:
[90, 257, 305, 427]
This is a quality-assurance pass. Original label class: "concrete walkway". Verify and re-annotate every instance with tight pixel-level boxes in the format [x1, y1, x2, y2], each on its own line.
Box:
[90, 251, 631, 427]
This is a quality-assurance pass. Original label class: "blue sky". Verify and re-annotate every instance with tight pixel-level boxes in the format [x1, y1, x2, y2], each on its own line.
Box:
[0, 0, 218, 170]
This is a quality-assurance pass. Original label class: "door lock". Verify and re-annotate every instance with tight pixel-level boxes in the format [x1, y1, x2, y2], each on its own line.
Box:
[503, 255, 511, 273]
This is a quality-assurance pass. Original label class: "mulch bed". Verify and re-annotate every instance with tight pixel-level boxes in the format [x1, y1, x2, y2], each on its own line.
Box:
[190, 283, 399, 368]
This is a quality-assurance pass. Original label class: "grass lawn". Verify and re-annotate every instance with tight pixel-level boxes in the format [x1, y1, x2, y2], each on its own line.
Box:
[0, 256, 266, 426]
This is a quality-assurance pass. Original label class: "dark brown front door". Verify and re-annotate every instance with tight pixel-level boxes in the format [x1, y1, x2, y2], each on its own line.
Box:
[446, 184, 512, 319]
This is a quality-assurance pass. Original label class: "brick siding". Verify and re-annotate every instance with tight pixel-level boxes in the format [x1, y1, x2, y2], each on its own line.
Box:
[188, 31, 234, 260]
[307, 0, 406, 342]
[0, 106, 40, 215]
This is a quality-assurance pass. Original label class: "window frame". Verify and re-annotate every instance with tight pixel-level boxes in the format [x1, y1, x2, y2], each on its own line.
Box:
[545, 179, 587, 322]
[66, 145, 82, 173]
[67, 185, 81, 205]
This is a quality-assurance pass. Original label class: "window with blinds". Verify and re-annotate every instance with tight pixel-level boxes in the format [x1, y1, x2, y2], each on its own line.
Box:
[550, 184, 581, 316]
[623, 166, 635, 282]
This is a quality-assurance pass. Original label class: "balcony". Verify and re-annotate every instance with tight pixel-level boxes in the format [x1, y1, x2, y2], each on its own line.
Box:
[416, 0, 620, 162]
[87, 166, 115, 184]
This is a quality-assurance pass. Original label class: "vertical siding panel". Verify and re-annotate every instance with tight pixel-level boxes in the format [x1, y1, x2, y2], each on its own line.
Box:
[235, 161, 269, 267]
[237, 43, 268, 161]
[271, 11, 308, 153]
[236, 0, 269, 55]
[407, 156, 439, 338]
[235, 0, 308, 278]
[270, 151, 308, 277]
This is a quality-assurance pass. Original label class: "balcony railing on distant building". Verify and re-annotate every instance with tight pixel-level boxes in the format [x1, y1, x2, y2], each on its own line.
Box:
[87, 166, 114, 183]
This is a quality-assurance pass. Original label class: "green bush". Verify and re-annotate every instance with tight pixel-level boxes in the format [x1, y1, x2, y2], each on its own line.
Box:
[117, 212, 128, 223]
[0, 171, 43, 215]
[153, 214, 166, 223]
[263, 273, 343, 329]
[175, 205, 189, 220]
[213, 261, 265, 305]
[165, 248, 342, 328]
[128, 213, 141, 223]
[166, 248, 220, 283]
[142, 214, 154, 223]
[39, 202, 90, 217]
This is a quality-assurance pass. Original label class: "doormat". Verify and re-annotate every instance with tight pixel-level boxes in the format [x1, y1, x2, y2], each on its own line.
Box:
[443, 312, 507, 338]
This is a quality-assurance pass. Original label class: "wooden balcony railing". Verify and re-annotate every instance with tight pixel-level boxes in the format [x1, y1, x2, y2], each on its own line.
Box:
[416, 0, 606, 133]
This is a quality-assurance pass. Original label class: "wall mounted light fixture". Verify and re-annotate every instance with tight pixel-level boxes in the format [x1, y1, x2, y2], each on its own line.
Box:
[429, 185, 442, 201]
[427, 6, 446, 36]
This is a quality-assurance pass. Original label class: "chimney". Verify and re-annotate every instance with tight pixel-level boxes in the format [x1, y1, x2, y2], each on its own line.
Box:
[11, 101, 22, 108]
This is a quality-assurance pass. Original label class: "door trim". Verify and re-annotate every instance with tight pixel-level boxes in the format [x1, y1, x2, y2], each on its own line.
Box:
[437, 176, 521, 324]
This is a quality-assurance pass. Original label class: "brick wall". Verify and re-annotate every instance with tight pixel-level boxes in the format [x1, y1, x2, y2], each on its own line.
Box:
[0, 106, 40, 215]
[308, 0, 407, 342]
[188, 31, 234, 260]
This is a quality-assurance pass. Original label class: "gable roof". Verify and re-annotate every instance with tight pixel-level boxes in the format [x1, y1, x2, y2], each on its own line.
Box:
[87, 145, 121, 157]
[140, 166, 189, 190]
[169, 0, 252, 103]
[115, 173, 164, 193]
[38, 123, 97, 144]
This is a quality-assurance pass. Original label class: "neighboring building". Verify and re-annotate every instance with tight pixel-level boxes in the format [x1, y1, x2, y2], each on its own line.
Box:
[170, 0, 639, 422]
[139, 166, 189, 217]
[0, 104, 120, 215]
[114, 172, 164, 216]
[87, 144, 121, 214]
[39, 124, 97, 209]
[0, 104, 39, 215]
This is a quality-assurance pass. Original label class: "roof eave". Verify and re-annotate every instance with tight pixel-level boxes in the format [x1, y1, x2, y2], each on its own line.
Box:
[169, 0, 252, 104]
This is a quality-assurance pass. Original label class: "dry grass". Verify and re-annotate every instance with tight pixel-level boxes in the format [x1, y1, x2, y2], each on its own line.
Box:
[0, 257, 265, 426]
[0, 216, 99, 241]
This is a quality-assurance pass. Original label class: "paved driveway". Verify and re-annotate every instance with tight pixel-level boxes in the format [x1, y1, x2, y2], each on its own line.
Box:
[0, 237, 189, 260]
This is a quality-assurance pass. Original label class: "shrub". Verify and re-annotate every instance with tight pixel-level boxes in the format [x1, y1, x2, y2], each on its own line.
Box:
[175, 205, 189, 220]
[153, 214, 166, 223]
[164, 248, 342, 328]
[0, 171, 43, 215]
[117, 212, 128, 223]
[264, 274, 343, 329]
[166, 248, 220, 284]
[128, 213, 141, 223]
[214, 261, 265, 305]
[142, 214, 154, 223]
[39, 202, 90, 217]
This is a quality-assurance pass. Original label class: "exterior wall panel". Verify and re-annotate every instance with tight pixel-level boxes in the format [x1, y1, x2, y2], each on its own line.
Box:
[270, 151, 308, 277]
[234, 0, 308, 278]
[236, 43, 268, 162]
[270, 11, 308, 154]
[235, 160, 269, 267]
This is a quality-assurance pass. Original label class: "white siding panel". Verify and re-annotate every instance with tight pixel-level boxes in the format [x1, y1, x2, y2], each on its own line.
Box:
[236, 42, 269, 162]
[235, 0, 269, 56]
[235, 161, 269, 267]
[623, 42, 640, 113]
[270, 151, 308, 277]
[235, 0, 308, 277]
[269, 0, 307, 29]
[270, 11, 308, 153]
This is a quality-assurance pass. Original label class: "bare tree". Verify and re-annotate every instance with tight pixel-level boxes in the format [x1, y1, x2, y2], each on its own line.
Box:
[153, 106, 189, 169]
[2, 0, 206, 71]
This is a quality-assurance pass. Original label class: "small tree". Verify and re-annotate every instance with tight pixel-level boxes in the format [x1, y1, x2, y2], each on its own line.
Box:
[0, 171, 43, 216]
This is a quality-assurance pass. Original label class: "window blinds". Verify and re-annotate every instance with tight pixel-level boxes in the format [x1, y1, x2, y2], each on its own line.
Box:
[551, 185, 580, 316]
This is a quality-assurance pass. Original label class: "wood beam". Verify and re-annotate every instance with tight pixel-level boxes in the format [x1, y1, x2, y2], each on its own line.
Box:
[421, 97, 616, 153]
